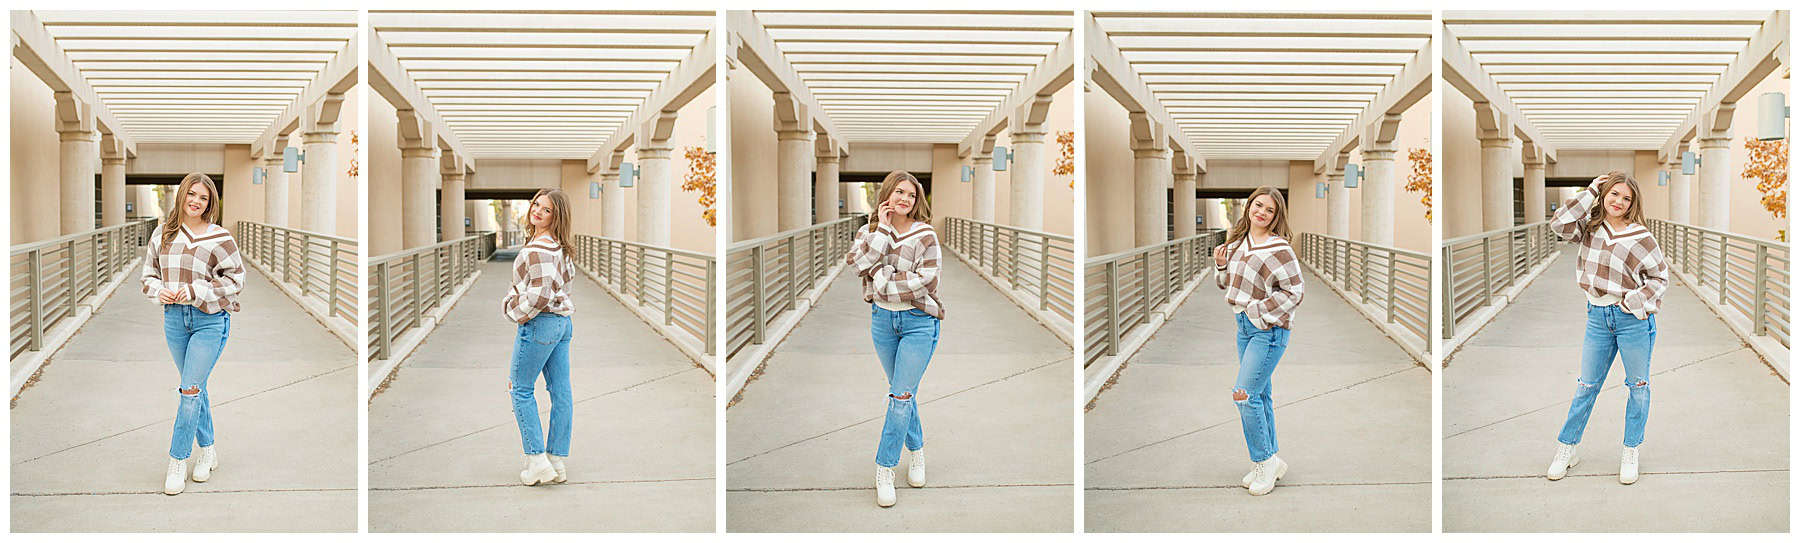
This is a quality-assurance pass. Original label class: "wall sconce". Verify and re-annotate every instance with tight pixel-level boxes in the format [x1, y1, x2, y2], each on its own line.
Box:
[590, 181, 601, 199]
[1344, 164, 1361, 189]
[1681, 151, 1700, 175]
[1315, 182, 1327, 199]
[620, 162, 636, 188]
[961, 165, 972, 182]
[252, 167, 265, 185]
[1658, 170, 1670, 186]
[992, 146, 1011, 172]
[1758, 91, 1789, 141]
[282, 146, 304, 173]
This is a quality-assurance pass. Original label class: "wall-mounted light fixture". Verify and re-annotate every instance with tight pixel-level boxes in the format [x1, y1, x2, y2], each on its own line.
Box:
[252, 167, 265, 185]
[1658, 170, 1669, 186]
[992, 146, 1011, 172]
[1758, 91, 1789, 141]
[961, 165, 972, 182]
[282, 146, 304, 173]
[1344, 164, 1361, 189]
[1681, 151, 1700, 175]
[1315, 182, 1327, 199]
[620, 162, 636, 188]
[590, 181, 601, 199]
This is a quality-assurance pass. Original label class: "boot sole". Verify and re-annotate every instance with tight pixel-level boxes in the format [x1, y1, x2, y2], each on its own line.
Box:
[1248, 460, 1288, 495]
[193, 461, 216, 483]
[520, 468, 557, 486]
[1548, 456, 1580, 480]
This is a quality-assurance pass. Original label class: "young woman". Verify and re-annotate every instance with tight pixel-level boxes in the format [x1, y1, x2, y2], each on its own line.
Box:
[501, 188, 577, 486]
[1211, 185, 1304, 496]
[845, 170, 943, 508]
[1545, 171, 1668, 485]
[140, 172, 246, 496]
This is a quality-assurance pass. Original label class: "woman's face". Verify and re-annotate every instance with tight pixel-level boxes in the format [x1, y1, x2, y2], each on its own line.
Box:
[885, 180, 919, 219]
[1248, 193, 1278, 229]
[183, 183, 211, 220]
[528, 195, 554, 230]
[1602, 181, 1634, 220]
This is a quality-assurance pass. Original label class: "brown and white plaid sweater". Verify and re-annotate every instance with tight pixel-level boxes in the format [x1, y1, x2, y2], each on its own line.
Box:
[501, 235, 576, 324]
[140, 223, 246, 314]
[1551, 185, 1669, 319]
[1214, 234, 1305, 330]
[846, 220, 944, 319]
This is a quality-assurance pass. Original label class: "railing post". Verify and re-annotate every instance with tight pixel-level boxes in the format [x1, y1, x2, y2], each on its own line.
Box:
[1039, 235, 1051, 311]
[784, 236, 796, 311]
[751, 246, 766, 344]
[1106, 261, 1120, 355]
[1387, 251, 1398, 324]
[64, 240, 77, 317]
[328, 239, 341, 317]
[1480, 237, 1494, 303]
[89, 235, 100, 298]
[1753, 244, 1769, 336]
[705, 259, 717, 355]
[28, 251, 44, 351]
[664, 251, 675, 326]
[378, 263, 393, 360]
[1442, 244, 1455, 339]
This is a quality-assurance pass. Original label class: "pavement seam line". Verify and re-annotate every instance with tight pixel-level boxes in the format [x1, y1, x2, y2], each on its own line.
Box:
[1444, 345, 1749, 440]
[371, 476, 714, 491]
[726, 356, 1067, 466]
[1088, 480, 1431, 491]
[1446, 468, 1788, 481]
[1086, 364, 1419, 465]
[14, 487, 356, 497]
[13, 363, 356, 466]
[368, 366, 697, 465]
[727, 482, 1072, 492]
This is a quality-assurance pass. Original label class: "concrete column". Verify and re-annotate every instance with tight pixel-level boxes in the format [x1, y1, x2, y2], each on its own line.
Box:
[1361, 142, 1397, 245]
[637, 140, 673, 246]
[602, 170, 625, 238]
[301, 95, 343, 235]
[440, 170, 465, 241]
[1327, 167, 1350, 238]
[774, 95, 814, 231]
[1172, 170, 1196, 238]
[1522, 157, 1546, 224]
[1010, 122, 1047, 231]
[1670, 154, 1691, 223]
[100, 156, 126, 227]
[972, 153, 996, 223]
[1697, 134, 1732, 230]
[397, 108, 439, 248]
[263, 151, 288, 227]
[1479, 137, 1514, 231]
[54, 92, 99, 234]
[815, 153, 840, 223]
[1132, 146, 1170, 246]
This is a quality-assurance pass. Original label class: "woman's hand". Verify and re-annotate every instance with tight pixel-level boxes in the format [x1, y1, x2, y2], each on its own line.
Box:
[1213, 243, 1229, 268]
[1589, 174, 1609, 191]
[877, 202, 897, 226]
[158, 288, 179, 304]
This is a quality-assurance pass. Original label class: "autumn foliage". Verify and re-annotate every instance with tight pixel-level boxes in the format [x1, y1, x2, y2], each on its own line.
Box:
[1406, 147, 1432, 220]
[1055, 130, 1075, 188]
[682, 146, 717, 227]
[1742, 137, 1787, 224]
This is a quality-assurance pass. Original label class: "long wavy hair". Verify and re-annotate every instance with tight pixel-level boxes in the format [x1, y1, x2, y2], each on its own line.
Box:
[160, 172, 221, 245]
[1223, 185, 1292, 249]
[521, 188, 573, 257]
[1582, 170, 1646, 241]
[869, 170, 931, 228]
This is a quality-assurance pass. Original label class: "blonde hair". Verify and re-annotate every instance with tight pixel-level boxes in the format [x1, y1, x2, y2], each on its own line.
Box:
[161, 172, 221, 245]
[1224, 185, 1292, 248]
[869, 170, 931, 227]
[522, 189, 572, 257]
[1582, 171, 1646, 241]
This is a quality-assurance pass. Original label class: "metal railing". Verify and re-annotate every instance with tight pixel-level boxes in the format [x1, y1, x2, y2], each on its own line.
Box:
[236, 222, 357, 326]
[942, 217, 1076, 323]
[10, 218, 159, 359]
[1650, 219, 1789, 347]
[500, 229, 526, 250]
[725, 215, 865, 358]
[1441, 221, 1559, 339]
[571, 234, 717, 355]
[368, 234, 489, 360]
[1083, 229, 1227, 367]
[1299, 232, 1431, 346]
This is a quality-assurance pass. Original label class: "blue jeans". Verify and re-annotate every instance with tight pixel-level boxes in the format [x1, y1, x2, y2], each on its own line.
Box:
[871, 305, 940, 468]
[509, 313, 573, 456]
[1233, 312, 1290, 462]
[164, 305, 230, 460]
[1559, 304, 1657, 447]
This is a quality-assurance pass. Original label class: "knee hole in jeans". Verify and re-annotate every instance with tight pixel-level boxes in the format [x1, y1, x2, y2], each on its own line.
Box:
[1231, 388, 1249, 403]
[179, 386, 200, 396]
[890, 393, 912, 401]
[1575, 380, 1599, 391]
[1627, 379, 1649, 388]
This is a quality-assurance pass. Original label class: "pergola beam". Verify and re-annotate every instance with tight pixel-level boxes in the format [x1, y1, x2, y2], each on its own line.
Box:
[11, 10, 135, 155]
[586, 29, 716, 172]
[1660, 10, 1788, 162]
[726, 11, 847, 157]
[958, 30, 1073, 157]
[366, 29, 472, 169]
[1442, 26, 1557, 162]
[1313, 43, 1431, 173]
[253, 34, 359, 159]
[1085, 13, 1203, 172]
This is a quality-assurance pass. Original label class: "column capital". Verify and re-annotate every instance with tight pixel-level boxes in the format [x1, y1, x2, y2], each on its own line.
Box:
[1472, 100, 1512, 144]
[1363, 148, 1397, 162]
[637, 146, 673, 160]
[396, 108, 436, 151]
[51, 92, 97, 135]
[1133, 147, 1169, 160]
[1522, 158, 1546, 171]
[1697, 135, 1732, 150]
[1173, 171, 1197, 183]
[816, 153, 841, 165]
[971, 154, 993, 165]
[101, 156, 126, 167]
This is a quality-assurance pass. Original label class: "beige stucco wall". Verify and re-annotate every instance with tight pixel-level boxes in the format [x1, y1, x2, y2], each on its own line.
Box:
[1084, 85, 1136, 256]
[728, 67, 779, 243]
[615, 86, 715, 254]
[985, 83, 1076, 236]
[12, 57, 62, 244]
[1725, 71, 1789, 241]
[333, 84, 362, 240]
[1442, 85, 1484, 239]
[221, 144, 258, 229]
[368, 87, 403, 256]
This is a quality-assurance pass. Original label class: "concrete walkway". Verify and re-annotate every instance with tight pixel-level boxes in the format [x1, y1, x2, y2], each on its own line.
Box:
[726, 257, 1073, 532]
[11, 267, 356, 532]
[369, 255, 714, 533]
[1444, 247, 1788, 532]
[1085, 266, 1431, 533]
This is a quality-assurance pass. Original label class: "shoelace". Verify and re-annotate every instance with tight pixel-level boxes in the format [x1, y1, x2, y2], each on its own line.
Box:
[877, 468, 894, 486]
[167, 461, 185, 478]
[1623, 449, 1638, 464]
[913, 450, 925, 470]
[1556, 447, 1573, 463]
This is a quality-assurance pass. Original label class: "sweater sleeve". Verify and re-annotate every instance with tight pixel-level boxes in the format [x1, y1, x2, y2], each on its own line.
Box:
[1551, 185, 1599, 241]
[141, 234, 167, 301]
[870, 232, 940, 302]
[503, 250, 555, 324]
[187, 236, 246, 306]
[1243, 247, 1305, 329]
[847, 223, 894, 278]
[1621, 240, 1670, 319]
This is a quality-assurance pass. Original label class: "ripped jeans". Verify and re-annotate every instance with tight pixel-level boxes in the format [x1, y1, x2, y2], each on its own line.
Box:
[164, 304, 230, 460]
[1558, 303, 1657, 448]
[871, 305, 940, 468]
[1233, 312, 1289, 463]
[510, 313, 573, 457]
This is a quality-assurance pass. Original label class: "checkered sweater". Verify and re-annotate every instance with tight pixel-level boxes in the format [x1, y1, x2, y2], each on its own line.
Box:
[1550, 186, 1670, 319]
[140, 223, 246, 314]
[846, 220, 944, 319]
[1214, 234, 1305, 330]
[501, 235, 575, 324]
